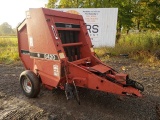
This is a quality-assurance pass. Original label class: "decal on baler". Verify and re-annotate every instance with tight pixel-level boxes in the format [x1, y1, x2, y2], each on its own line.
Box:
[29, 37, 33, 47]
[21, 50, 59, 60]
[55, 23, 80, 28]
[59, 53, 65, 59]
[53, 65, 59, 76]
[51, 25, 58, 39]
[44, 53, 58, 60]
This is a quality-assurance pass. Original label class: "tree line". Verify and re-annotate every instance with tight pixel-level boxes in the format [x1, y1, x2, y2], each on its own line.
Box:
[0, 22, 16, 36]
[47, 0, 160, 33]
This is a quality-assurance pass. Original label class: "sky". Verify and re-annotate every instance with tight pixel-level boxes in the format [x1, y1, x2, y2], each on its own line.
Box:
[0, 0, 48, 28]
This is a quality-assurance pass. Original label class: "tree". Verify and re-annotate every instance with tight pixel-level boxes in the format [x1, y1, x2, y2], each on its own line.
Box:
[46, 0, 160, 32]
[132, 0, 160, 31]
[47, 0, 134, 32]
[147, 0, 160, 30]
[0, 22, 14, 35]
[47, 0, 59, 8]
[112, 0, 134, 33]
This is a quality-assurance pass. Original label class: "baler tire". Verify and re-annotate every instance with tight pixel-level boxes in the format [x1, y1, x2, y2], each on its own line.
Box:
[19, 70, 40, 98]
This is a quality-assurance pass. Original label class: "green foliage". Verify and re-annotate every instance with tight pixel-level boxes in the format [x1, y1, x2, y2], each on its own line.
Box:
[132, 0, 160, 31]
[95, 32, 160, 63]
[47, 0, 160, 32]
[0, 22, 16, 35]
[118, 32, 160, 50]
[47, 0, 58, 8]
[0, 36, 19, 64]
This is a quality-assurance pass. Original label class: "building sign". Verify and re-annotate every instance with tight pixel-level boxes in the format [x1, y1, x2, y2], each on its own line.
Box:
[56, 8, 118, 47]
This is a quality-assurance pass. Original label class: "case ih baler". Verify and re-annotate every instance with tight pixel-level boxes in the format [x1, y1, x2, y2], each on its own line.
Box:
[17, 8, 143, 103]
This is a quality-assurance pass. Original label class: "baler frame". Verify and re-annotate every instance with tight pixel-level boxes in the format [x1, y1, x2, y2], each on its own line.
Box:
[17, 8, 143, 104]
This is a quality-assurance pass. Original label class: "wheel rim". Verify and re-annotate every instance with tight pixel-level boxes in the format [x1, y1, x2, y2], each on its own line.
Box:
[22, 76, 32, 93]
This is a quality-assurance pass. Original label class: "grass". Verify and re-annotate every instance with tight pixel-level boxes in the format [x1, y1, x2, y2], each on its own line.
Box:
[95, 31, 160, 64]
[0, 36, 19, 64]
[1, 32, 160, 65]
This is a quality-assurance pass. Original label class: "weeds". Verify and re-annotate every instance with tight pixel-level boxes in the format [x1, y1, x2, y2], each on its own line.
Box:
[95, 31, 160, 64]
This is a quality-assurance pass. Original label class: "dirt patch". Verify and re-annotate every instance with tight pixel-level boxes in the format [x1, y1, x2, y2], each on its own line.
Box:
[0, 58, 160, 120]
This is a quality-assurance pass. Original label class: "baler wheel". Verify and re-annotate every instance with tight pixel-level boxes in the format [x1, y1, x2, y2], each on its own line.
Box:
[19, 70, 40, 98]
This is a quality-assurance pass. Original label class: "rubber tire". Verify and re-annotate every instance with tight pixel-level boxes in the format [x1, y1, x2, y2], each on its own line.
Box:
[19, 70, 40, 98]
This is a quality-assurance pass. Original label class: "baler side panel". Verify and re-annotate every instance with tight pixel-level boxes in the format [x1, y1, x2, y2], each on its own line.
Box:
[27, 8, 58, 54]
[17, 24, 33, 70]
[35, 60, 61, 87]
[24, 8, 62, 87]
[78, 20, 93, 59]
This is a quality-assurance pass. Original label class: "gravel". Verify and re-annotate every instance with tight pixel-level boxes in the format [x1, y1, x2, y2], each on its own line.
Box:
[0, 58, 160, 120]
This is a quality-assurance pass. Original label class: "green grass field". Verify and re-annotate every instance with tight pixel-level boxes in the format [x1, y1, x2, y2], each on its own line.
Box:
[0, 36, 19, 64]
[0, 32, 160, 64]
